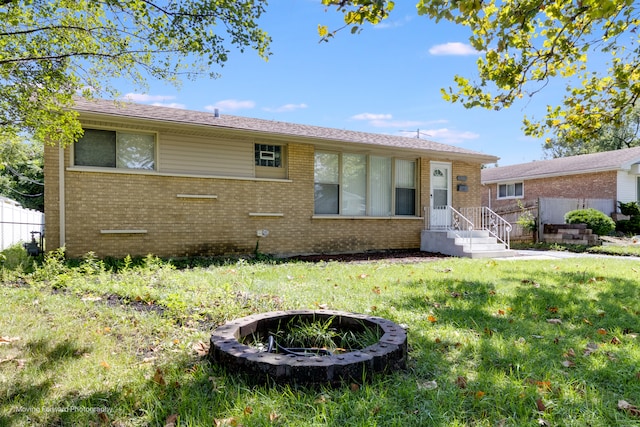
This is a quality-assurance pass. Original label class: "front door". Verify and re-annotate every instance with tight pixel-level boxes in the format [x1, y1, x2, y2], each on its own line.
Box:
[430, 161, 451, 228]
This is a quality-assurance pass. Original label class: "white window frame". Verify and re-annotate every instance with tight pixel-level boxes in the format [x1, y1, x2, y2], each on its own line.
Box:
[314, 151, 418, 216]
[497, 182, 524, 199]
[73, 128, 157, 171]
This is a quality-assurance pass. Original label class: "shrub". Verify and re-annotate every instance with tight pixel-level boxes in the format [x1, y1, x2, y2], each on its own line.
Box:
[0, 244, 36, 273]
[565, 208, 615, 236]
[618, 201, 640, 216]
[616, 215, 640, 235]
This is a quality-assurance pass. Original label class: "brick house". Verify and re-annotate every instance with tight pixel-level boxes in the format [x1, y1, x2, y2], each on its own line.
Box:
[481, 147, 640, 217]
[44, 98, 499, 259]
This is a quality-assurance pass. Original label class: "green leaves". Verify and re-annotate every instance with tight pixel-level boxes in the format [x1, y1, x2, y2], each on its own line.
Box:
[323, 0, 640, 145]
[0, 0, 271, 145]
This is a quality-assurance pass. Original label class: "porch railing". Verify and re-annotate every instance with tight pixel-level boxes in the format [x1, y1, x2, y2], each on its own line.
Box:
[424, 206, 512, 249]
[424, 206, 476, 250]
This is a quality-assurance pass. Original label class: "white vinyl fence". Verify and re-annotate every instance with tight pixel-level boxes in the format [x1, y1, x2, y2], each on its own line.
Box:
[0, 197, 44, 250]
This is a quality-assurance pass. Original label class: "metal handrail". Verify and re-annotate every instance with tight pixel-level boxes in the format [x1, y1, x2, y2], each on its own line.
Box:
[448, 206, 475, 251]
[425, 206, 512, 250]
[481, 206, 512, 249]
[460, 207, 512, 249]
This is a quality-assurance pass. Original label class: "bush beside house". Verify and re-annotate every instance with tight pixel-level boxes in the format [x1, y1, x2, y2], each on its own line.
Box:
[565, 208, 616, 236]
[616, 201, 640, 234]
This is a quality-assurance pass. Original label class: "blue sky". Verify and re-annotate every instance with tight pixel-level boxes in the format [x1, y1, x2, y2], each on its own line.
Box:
[118, 0, 562, 166]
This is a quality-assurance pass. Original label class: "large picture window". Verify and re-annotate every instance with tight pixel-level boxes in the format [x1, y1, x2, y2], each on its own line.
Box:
[497, 182, 523, 199]
[74, 129, 155, 170]
[314, 152, 417, 216]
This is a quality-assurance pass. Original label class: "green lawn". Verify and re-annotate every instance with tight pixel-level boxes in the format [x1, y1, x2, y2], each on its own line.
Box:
[1, 250, 640, 426]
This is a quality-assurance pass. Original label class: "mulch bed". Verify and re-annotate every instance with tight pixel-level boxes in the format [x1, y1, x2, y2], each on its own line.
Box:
[286, 249, 448, 264]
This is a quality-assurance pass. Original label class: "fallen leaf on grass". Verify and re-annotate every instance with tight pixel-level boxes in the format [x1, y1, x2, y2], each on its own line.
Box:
[371, 286, 381, 294]
[165, 413, 178, 427]
[100, 360, 111, 370]
[584, 342, 599, 356]
[610, 336, 621, 345]
[536, 398, 546, 412]
[0, 336, 20, 345]
[0, 356, 26, 369]
[154, 368, 166, 386]
[561, 360, 575, 368]
[538, 418, 551, 426]
[536, 381, 552, 392]
[455, 376, 467, 389]
[427, 315, 437, 323]
[269, 412, 280, 422]
[98, 411, 109, 424]
[546, 319, 562, 324]
[350, 383, 360, 392]
[192, 341, 209, 357]
[214, 417, 240, 426]
[597, 328, 607, 335]
[475, 391, 485, 399]
[583, 318, 593, 325]
[618, 400, 640, 417]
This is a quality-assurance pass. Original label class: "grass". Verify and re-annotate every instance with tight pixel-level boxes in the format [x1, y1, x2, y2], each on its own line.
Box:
[512, 240, 640, 257]
[1, 248, 640, 426]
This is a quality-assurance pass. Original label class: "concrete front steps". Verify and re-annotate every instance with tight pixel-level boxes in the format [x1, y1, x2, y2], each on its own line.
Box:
[421, 229, 517, 259]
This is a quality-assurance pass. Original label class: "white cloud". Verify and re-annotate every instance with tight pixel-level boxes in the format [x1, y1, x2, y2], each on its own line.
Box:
[122, 93, 176, 102]
[422, 128, 480, 144]
[376, 15, 413, 30]
[351, 113, 392, 121]
[151, 102, 186, 109]
[428, 42, 479, 56]
[264, 103, 308, 113]
[205, 99, 256, 112]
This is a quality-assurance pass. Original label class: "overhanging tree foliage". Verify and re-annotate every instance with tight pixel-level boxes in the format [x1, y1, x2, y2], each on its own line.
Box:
[544, 105, 640, 158]
[0, 136, 44, 211]
[0, 0, 271, 146]
[321, 0, 640, 144]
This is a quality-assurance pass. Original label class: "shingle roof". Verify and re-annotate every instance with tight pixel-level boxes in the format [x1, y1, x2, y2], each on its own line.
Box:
[481, 146, 640, 183]
[73, 97, 497, 162]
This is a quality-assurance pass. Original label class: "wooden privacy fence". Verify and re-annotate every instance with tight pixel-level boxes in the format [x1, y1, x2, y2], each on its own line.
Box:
[500, 198, 616, 242]
[0, 197, 44, 250]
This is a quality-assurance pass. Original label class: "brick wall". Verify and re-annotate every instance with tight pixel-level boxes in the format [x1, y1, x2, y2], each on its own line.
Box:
[482, 171, 618, 213]
[46, 143, 484, 258]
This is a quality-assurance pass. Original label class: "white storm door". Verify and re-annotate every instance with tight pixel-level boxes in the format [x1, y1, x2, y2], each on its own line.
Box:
[430, 161, 452, 228]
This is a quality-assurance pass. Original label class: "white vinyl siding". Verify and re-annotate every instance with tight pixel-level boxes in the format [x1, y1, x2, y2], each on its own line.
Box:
[160, 133, 254, 177]
[617, 170, 639, 204]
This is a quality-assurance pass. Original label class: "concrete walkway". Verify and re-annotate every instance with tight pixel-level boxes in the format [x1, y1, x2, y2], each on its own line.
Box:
[496, 249, 640, 260]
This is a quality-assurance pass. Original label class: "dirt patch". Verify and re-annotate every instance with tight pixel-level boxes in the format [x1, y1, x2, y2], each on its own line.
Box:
[286, 249, 448, 264]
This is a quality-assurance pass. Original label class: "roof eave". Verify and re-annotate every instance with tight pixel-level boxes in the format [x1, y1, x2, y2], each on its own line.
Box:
[77, 109, 498, 163]
[481, 166, 625, 184]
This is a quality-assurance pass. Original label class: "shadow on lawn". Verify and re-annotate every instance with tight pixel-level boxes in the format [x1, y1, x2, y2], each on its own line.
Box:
[386, 268, 640, 422]
[3, 265, 639, 426]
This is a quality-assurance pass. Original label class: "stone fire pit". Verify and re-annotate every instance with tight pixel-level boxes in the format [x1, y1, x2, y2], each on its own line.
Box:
[209, 309, 407, 385]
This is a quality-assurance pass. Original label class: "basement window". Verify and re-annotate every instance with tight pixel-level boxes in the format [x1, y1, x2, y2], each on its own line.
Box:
[497, 182, 524, 199]
[255, 144, 282, 167]
[74, 129, 155, 170]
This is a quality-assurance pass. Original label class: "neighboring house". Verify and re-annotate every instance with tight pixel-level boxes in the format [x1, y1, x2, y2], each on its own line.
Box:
[44, 98, 498, 258]
[481, 147, 640, 215]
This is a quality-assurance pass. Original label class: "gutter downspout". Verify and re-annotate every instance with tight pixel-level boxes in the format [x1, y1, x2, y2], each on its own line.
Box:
[58, 146, 65, 248]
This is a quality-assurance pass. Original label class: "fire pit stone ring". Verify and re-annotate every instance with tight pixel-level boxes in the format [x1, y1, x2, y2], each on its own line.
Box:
[209, 309, 407, 384]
